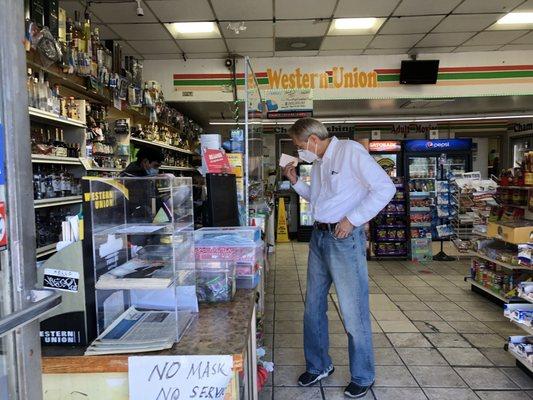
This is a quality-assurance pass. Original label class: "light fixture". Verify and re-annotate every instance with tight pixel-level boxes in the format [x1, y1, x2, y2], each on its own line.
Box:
[173, 22, 216, 34]
[334, 18, 378, 30]
[290, 42, 307, 49]
[497, 12, 533, 25]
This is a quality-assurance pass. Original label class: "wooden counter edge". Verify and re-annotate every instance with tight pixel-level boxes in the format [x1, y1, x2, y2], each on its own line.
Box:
[42, 354, 244, 375]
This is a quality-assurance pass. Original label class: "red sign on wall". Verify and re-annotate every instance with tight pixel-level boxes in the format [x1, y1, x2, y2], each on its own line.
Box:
[368, 141, 402, 152]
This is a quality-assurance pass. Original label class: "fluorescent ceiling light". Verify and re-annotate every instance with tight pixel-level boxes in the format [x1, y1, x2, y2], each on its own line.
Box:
[497, 12, 533, 25]
[334, 18, 377, 30]
[173, 22, 216, 33]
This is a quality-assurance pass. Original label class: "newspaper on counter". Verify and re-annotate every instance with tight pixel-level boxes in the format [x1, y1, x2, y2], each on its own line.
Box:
[85, 306, 176, 355]
[95, 258, 173, 290]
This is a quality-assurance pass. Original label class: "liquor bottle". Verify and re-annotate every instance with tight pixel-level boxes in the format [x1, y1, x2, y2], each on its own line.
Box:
[74, 11, 83, 53]
[27, 68, 35, 108]
[33, 166, 43, 200]
[59, 167, 71, 196]
[83, 12, 92, 59]
[37, 71, 48, 111]
[51, 167, 62, 197]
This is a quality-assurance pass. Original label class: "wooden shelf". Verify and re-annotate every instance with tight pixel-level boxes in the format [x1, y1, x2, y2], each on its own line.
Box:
[160, 165, 196, 172]
[130, 137, 195, 155]
[34, 196, 83, 209]
[29, 107, 86, 128]
[36, 243, 58, 258]
[466, 278, 509, 303]
[31, 154, 82, 165]
[473, 252, 531, 271]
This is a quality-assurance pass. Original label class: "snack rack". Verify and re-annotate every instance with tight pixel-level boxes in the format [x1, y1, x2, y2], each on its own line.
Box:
[370, 177, 409, 259]
[82, 176, 198, 351]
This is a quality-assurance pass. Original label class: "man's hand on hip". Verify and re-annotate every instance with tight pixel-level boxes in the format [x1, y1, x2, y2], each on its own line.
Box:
[283, 163, 298, 185]
[334, 217, 354, 239]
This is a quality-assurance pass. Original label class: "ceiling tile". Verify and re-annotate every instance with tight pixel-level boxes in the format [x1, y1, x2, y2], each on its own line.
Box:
[146, 0, 213, 22]
[320, 35, 373, 50]
[393, 0, 462, 16]
[212, 0, 273, 20]
[226, 38, 273, 52]
[94, 24, 121, 40]
[500, 43, 533, 50]
[512, 31, 533, 43]
[186, 53, 229, 59]
[91, 2, 157, 23]
[129, 40, 179, 54]
[275, 0, 336, 19]
[413, 47, 456, 53]
[453, 0, 523, 13]
[514, 0, 533, 11]
[142, 53, 181, 60]
[464, 30, 529, 45]
[334, 0, 401, 17]
[275, 50, 320, 57]
[369, 34, 424, 49]
[177, 39, 227, 53]
[364, 48, 410, 55]
[276, 20, 329, 37]
[417, 32, 475, 47]
[238, 51, 274, 57]
[379, 16, 443, 34]
[222, 21, 273, 38]
[318, 50, 364, 56]
[433, 14, 502, 32]
[454, 45, 501, 52]
[109, 23, 170, 41]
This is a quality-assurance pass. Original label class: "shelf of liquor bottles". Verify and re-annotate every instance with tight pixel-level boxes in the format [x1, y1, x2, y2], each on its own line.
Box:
[130, 137, 196, 156]
[31, 154, 82, 165]
[29, 106, 86, 128]
[159, 165, 196, 172]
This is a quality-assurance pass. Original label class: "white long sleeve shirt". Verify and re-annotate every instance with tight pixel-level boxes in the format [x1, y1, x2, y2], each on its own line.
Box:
[292, 137, 396, 227]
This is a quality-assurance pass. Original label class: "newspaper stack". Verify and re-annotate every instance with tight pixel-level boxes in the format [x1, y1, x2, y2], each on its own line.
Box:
[95, 259, 174, 290]
[85, 307, 176, 355]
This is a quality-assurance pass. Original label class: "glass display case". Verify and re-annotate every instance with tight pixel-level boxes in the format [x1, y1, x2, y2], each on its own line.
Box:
[86, 176, 197, 345]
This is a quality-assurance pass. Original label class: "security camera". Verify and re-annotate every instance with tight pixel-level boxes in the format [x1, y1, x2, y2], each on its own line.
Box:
[136, 0, 144, 16]
[225, 58, 234, 68]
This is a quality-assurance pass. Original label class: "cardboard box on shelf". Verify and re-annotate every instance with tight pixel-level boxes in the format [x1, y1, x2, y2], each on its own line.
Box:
[487, 221, 533, 244]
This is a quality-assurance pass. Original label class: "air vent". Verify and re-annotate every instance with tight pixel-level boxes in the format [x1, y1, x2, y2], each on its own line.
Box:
[400, 99, 455, 109]
[275, 37, 323, 52]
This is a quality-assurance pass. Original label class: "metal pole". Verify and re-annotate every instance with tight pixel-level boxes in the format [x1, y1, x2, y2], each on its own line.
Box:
[244, 58, 250, 224]
[0, 0, 43, 398]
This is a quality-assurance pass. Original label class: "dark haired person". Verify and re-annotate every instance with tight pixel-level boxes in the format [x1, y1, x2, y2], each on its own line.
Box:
[121, 147, 164, 177]
[283, 118, 395, 398]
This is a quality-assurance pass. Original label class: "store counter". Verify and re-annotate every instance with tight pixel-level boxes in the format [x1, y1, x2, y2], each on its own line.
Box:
[41, 289, 258, 400]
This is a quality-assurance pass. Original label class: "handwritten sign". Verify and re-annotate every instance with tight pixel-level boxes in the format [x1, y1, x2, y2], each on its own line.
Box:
[128, 355, 233, 400]
[43, 268, 79, 293]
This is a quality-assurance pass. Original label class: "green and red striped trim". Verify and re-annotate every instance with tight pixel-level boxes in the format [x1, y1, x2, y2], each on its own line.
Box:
[173, 72, 268, 86]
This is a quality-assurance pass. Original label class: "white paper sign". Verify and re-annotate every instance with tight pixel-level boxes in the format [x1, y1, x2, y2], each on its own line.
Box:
[128, 355, 233, 400]
[279, 153, 299, 168]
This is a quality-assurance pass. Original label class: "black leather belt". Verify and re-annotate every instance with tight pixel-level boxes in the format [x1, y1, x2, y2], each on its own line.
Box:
[314, 222, 338, 231]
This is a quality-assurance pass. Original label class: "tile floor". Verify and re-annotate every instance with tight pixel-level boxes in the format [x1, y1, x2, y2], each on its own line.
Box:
[259, 242, 533, 400]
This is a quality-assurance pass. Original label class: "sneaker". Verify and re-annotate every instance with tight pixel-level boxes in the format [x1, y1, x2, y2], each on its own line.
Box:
[344, 381, 374, 398]
[297, 366, 335, 387]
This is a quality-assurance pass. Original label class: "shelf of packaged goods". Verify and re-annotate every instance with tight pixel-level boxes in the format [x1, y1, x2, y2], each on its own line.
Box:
[508, 347, 533, 373]
[466, 278, 509, 303]
[380, 211, 406, 216]
[28, 107, 87, 128]
[473, 252, 531, 271]
[411, 222, 432, 227]
[519, 293, 533, 303]
[499, 186, 533, 190]
[159, 165, 196, 172]
[376, 239, 407, 243]
[499, 203, 528, 210]
[509, 319, 533, 336]
[375, 253, 408, 257]
[376, 225, 407, 229]
[410, 207, 432, 212]
[34, 196, 83, 209]
[36, 243, 58, 258]
[410, 192, 433, 197]
[86, 167, 123, 173]
[31, 154, 82, 165]
[130, 137, 195, 155]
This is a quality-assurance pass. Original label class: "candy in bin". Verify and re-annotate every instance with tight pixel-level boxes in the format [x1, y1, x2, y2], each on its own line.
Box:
[387, 230, 396, 240]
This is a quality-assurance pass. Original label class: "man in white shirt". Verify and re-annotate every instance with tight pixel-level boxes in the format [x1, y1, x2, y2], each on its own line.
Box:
[283, 118, 395, 398]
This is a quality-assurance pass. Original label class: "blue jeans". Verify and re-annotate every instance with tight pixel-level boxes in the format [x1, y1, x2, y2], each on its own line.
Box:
[303, 226, 375, 386]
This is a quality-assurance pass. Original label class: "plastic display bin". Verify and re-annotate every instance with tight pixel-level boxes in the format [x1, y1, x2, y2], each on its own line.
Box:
[237, 270, 261, 289]
[195, 241, 264, 265]
[196, 261, 236, 303]
[194, 226, 262, 242]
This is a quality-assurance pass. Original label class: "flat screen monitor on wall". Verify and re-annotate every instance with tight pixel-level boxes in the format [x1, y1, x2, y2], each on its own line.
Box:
[400, 60, 440, 84]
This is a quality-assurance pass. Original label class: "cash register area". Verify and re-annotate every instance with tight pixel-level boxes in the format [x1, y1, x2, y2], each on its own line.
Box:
[261, 242, 532, 400]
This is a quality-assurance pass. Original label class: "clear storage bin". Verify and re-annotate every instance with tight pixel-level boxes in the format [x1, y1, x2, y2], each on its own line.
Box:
[196, 261, 236, 303]
[237, 270, 261, 289]
[195, 240, 264, 265]
[194, 226, 262, 242]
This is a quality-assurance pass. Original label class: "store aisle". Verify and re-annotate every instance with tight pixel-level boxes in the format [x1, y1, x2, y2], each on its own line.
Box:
[260, 242, 533, 400]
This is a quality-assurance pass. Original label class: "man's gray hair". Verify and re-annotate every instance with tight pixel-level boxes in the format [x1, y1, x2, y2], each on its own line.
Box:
[287, 118, 330, 141]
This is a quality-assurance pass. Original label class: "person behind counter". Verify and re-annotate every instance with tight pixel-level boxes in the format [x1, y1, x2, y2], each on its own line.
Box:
[121, 147, 164, 177]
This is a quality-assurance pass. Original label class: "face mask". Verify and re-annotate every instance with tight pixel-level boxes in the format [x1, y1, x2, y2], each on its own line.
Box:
[146, 167, 159, 176]
[298, 140, 318, 163]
